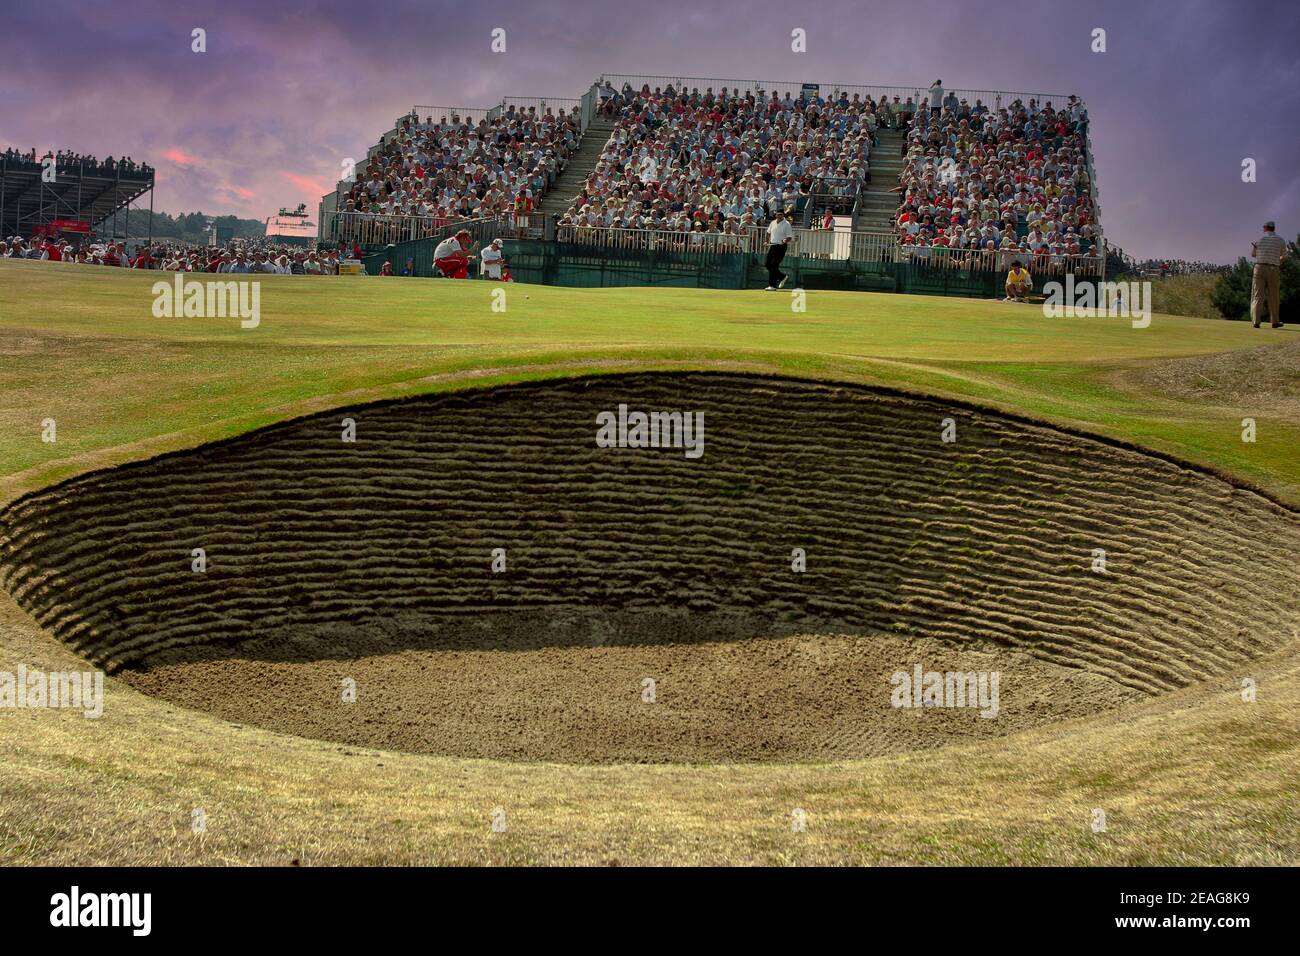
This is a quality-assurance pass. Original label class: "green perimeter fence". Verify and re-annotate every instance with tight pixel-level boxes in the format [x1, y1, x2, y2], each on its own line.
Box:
[364, 237, 1096, 299]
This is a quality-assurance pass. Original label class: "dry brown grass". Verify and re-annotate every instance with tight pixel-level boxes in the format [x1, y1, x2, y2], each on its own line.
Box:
[2, 588, 1295, 866]
[1147, 274, 1225, 320]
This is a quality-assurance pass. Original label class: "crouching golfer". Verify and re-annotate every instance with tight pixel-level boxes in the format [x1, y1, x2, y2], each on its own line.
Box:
[434, 229, 474, 279]
[1005, 260, 1033, 301]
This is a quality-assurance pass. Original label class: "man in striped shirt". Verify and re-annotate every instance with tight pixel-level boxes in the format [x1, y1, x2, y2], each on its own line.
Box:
[1251, 221, 1288, 328]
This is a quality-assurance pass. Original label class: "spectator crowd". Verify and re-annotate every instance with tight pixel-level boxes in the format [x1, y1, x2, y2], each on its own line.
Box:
[1105, 243, 1226, 277]
[1137, 258, 1226, 277]
[2, 146, 153, 178]
[1, 234, 362, 274]
[563, 83, 885, 244]
[892, 87, 1097, 269]
[332, 104, 580, 245]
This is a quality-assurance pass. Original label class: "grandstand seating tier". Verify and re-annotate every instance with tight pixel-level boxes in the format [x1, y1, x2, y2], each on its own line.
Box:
[0, 158, 154, 239]
[537, 120, 616, 218]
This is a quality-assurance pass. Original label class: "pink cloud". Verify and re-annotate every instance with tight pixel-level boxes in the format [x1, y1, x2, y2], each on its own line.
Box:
[161, 147, 198, 166]
[281, 171, 330, 198]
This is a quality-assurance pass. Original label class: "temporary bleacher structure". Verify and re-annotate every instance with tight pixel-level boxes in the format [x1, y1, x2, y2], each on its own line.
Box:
[0, 154, 154, 240]
[325, 75, 1104, 291]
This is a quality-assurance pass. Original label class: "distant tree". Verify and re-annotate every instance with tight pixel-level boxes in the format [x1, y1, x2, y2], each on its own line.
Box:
[211, 214, 263, 237]
[175, 211, 207, 235]
[1211, 260, 1252, 320]
[97, 210, 267, 243]
[1211, 235, 1299, 321]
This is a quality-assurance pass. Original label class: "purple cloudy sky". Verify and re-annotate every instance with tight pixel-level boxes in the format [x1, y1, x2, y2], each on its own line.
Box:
[3, 0, 1296, 261]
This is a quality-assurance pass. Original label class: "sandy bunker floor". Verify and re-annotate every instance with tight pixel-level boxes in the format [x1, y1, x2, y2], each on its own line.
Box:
[122, 610, 1143, 762]
[3, 372, 1298, 762]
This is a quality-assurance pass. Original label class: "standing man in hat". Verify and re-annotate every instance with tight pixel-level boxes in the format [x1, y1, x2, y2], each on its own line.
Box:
[1251, 221, 1288, 328]
[479, 239, 507, 280]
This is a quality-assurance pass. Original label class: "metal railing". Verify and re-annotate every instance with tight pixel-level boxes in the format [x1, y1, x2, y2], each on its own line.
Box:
[550, 219, 1103, 278]
[556, 224, 766, 254]
[500, 97, 581, 118]
[407, 106, 496, 126]
[849, 232, 899, 262]
[899, 245, 1104, 277]
[807, 177, 861, 218]
[404, 101, 580, 131]
[795, 226, 854, 260]
[596, 74, 1078, 113]
[1084, 122, 1104, 277]
[325, 212, 483, 247]
[326, 212, 553, 250]
[0, 154, 154, 181]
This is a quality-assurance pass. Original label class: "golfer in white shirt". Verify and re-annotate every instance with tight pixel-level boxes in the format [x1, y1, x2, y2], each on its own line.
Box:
[765, 211, 793, 290]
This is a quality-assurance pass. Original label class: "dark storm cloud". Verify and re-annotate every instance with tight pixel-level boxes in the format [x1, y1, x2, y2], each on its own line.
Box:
[2, 0, 1296, 260]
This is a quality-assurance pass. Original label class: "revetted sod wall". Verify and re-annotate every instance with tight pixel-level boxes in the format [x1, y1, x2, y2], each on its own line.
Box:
[2, 372, 1298, 698]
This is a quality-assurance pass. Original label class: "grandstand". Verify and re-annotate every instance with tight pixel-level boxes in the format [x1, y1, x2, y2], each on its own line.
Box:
[319, 75, 1104, 295]
[0, 149, 155, 241]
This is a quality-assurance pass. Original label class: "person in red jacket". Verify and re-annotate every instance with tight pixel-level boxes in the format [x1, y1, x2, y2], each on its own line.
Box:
[433, 230, 474, 278]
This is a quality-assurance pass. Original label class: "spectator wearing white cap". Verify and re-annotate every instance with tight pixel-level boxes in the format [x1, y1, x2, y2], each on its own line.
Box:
[480, 239, 507, 279]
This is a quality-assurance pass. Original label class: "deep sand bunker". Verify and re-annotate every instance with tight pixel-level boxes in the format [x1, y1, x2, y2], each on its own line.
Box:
[2, 373, 1298, 762]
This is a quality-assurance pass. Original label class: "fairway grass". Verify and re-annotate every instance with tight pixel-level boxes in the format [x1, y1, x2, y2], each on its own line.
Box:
[1, 259, 1296, 865]
[4, 259, 1298, 504]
